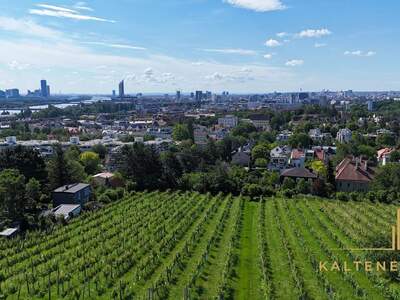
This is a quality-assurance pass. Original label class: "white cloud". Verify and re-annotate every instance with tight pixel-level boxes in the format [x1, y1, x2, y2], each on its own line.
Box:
[314, 43, 327, 48]
[285, 59, 304, 67]
[223, 0, 286, 12]
[297, 28, 331, 38]
[205, 71, 255, 82]
[0, 14, 292, 93]
[0, 16, 62, 39]
[85, 42, 146, 50]
[276, 32, 288, 38]
[344, 50, 376, 57]
[36, 4, 77, 13]
[265, 39, 281, 47]
[263, 53, 273, 59]
[73, 2, 93, 11]
[8, 60, 31, 71]
[192, 61, 205, 66]
[201, 48, 257, 55]
[30, 3, 115, 23]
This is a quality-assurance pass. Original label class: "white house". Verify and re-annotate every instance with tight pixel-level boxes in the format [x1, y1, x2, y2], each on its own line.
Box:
[269, 146, 291, 171]
[336, 128, 352, 143]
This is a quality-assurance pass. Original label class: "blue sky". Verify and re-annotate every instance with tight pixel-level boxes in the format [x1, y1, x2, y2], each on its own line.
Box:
[0, 0, 399, 94]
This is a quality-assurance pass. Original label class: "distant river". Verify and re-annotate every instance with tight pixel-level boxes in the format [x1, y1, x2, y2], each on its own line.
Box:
[1, 97, 111, 115]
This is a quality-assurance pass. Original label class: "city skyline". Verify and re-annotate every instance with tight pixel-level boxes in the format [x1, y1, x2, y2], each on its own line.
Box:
[0, 0, 399, 93]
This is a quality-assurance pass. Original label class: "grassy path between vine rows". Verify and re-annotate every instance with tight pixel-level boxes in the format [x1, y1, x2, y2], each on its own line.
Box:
[234, 201, 263, 300]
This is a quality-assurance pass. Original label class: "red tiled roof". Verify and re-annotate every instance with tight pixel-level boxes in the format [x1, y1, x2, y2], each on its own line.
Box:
[291, 149, 305, 160]
[335, 157, 375, 182]
[314, 148, 325, 161]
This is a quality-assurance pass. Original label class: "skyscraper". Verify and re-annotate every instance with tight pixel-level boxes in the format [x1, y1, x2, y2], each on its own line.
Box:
[41, 80, 48, 97]
[119, 80, 125, 99]
[195, 91, 203, 102]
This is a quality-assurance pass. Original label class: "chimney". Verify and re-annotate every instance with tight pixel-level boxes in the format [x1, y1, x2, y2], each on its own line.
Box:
[364, 160, 368, 171]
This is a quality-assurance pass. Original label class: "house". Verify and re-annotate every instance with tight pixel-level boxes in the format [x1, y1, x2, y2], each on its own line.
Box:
[92, 172, 123, 188]
[280, 167, 317, 182]
[309, 129, 332, 143]
[0, 227, 19, 238]
[336, 128, 352, 143]
[335, 157, 375, 192]
[377, 148, 394, 166]
[289, 149, 305, 168]
[193, 126, 209, 146]
[52, 183, 91, 207]
[52, 204, 81, 220]
[269, 146, 291, 171]
[231, 148, 251, 167]
[276, 130, 293, 142]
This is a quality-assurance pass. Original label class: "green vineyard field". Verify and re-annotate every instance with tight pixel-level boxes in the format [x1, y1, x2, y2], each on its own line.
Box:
[1, 191, 400, 299]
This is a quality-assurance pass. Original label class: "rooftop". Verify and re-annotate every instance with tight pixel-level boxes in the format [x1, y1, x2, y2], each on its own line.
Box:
[281, 167, 317, 179]
[53, 183, 90, 193]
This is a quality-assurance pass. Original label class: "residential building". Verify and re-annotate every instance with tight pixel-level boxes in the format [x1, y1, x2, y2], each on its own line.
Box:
[276, 130, 293, 142]
[52, 204, 81, 220]
[92, 172, 123, 188]
[335, 157, 375, 192]
[218, 115, 238, 128]
[194, 126, 209, 146]
[289, 149, 306, 168]
[336, 128, 352, 143]
[231, 148, 251, 167]
[249, 114, 270, 130]
[309, 129, 331, 142]
[52, 183, 91, 207]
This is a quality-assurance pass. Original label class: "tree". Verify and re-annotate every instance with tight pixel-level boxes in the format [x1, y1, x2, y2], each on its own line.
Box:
[25, 178, 41, 210]
[288, 133, 313, 149]
[0, 169, 26, 221]
[0, 146, 47, 185]
[231, 122, 257, 138]
[372, 163, 400, 193]
[242, 183, 264, 199]
[251, 143, 270, 161]
[377, 133, 396, 147]
[309, 160, 327, 178]
[296, 178, 311, 195]
[116, 143, 162, 190]
[172, 124, 191, 141]
[80, 151, 101, 175]
[92, 144, 107, 159]
[254, 158, 268, 168]
[282, 177, 296, 190]
[160, 151, 183, 188]
[326, 160, 336, 188]
[47, 144, 87, 190]
[312, 178, 328, 197]
[390, 151, 400, 163]
[47, 144, 71, 190]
